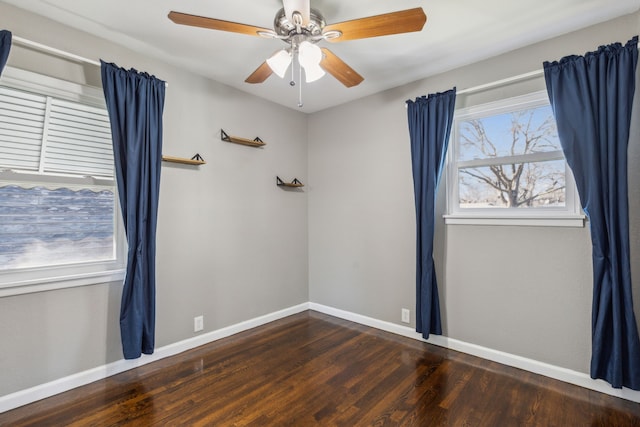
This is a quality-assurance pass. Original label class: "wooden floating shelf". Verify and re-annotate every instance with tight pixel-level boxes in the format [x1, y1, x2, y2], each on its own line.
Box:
[277, 176, 304, 188]
[162, 154, 206, 165]
[221, 129, 266, 147]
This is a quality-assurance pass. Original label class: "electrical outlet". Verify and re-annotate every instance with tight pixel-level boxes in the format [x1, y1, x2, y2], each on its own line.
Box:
[401, 308, 410, 324]
[194, 315, 204, 332]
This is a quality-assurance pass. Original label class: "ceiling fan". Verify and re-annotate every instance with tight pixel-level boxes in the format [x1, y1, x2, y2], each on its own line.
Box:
[168, 1, 427, 90]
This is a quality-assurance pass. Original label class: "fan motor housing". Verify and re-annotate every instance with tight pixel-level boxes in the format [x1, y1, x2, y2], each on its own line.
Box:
[273, 7, 326, 39]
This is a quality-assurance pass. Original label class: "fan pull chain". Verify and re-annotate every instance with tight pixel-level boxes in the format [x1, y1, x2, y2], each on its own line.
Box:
[298, 60, 303, 108]
[290, 55, 295, 87]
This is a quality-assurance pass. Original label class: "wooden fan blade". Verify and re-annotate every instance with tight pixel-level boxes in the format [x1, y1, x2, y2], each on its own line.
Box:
[168, 11, 271, 37]
[245, 62, 273, 84]
[320, 48, 364, 88]
[324, 7, 427, 42]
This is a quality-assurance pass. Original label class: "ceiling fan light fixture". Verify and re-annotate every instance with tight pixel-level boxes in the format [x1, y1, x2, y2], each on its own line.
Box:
[298, 41, 325, 82]
[303, 62, 325, 83]
[266, 49, 292, 78]
[298, 41, 322, 65]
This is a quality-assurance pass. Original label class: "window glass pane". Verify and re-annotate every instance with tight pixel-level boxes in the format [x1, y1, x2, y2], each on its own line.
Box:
[0, 184, 115, 270]
[458, 160, 566, 208]
[458, 104, 561, 162]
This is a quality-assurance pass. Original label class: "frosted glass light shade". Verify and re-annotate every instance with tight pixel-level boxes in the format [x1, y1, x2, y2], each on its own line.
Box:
[298, 41, 325, 83]
[302, 62, 325, 83]
[299, 41, 322, 65]
[266, 49, 292, 78]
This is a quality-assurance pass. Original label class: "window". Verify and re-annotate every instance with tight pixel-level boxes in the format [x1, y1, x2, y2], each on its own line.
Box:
[445, 91, 583, 226]
[0, 67, 124, 296]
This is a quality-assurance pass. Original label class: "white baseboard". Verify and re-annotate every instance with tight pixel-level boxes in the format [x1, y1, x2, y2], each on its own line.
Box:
[0, 303, 310, 413]
[309, 302, 640, 403]
[3, 300, 639, 414]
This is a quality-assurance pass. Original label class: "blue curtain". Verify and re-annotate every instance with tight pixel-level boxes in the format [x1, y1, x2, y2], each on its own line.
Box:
[0, 30, 12, 75]
[101, 61, 165, 359]
[544, 36, 640, 390]
[407, 88, 456, 339]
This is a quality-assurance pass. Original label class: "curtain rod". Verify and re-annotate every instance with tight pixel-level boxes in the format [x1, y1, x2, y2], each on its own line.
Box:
[406, 69, 544, 108]
[409, 43, 640, 103]
[13, 35, 101, 67]
[457, 69, 543, 95]
[12, 35, 168, 87]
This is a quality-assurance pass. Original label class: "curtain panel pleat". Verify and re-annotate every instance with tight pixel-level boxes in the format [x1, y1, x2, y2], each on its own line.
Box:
[101, 60, 165, 359]
[0, 30, 12, 75]
[543, 36, 640, 390]
[407, 88, 456, 339]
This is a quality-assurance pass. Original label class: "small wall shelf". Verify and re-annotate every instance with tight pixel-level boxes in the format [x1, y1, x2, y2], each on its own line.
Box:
[221, 129, 266, 148]
[277, 176, 304, 188]
[162, 153, 206, 165]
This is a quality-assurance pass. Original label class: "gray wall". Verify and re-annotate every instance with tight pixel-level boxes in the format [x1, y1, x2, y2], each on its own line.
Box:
[308, 12, 640, 374]
[0, 3, 308, 396]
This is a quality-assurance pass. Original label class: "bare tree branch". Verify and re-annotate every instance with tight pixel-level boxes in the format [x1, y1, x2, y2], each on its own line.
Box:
[459, 107, 564, 208]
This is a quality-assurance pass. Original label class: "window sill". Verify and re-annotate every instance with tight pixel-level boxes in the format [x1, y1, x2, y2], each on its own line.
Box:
[0, 269, 125, 298]
[443, 214, 586, 227]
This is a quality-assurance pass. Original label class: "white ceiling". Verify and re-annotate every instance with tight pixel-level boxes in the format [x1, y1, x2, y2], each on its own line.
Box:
[4, 0, 640, 113]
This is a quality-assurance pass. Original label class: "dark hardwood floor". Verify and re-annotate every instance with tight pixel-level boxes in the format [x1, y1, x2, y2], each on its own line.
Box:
[2, 310, 640, 426]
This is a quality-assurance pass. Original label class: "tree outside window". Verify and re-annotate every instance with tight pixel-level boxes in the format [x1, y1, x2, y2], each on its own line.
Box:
[446, 91, 583, 226]
[452, 93, 568, 211]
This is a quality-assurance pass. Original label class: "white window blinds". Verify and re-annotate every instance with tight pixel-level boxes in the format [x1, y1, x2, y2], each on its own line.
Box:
[0, 86, 46, 171]
[0, 85, 113, 178]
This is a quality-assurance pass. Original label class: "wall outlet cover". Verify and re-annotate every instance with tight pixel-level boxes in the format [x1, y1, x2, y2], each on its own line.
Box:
[401, 308, 410, 324]
[194, 315, 204, 332]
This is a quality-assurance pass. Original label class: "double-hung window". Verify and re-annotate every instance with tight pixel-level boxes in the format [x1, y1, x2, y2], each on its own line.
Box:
[445, 90, 584, 226]
[0, 67, 124, 296]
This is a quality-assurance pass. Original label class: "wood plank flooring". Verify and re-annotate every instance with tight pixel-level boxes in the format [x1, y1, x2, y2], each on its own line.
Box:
[2, 310, 640, 426]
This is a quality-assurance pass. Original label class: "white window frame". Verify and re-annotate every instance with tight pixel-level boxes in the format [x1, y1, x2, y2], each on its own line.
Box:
[445, 91, 585, 227]
[0, 67, 125, 297]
